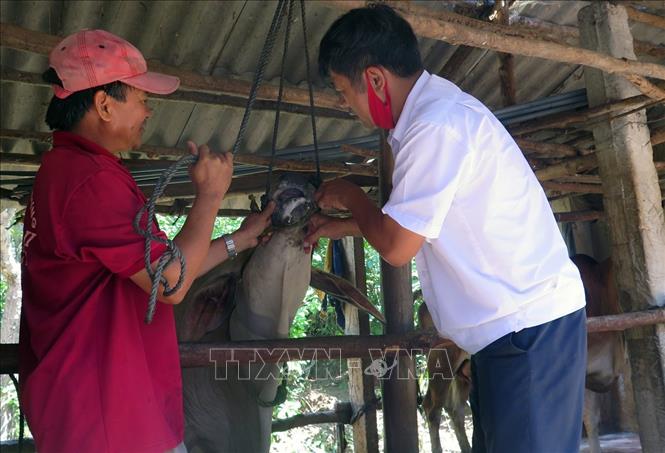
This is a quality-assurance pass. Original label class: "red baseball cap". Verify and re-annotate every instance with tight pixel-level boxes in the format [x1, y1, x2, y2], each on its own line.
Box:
[49, 29, 180, 99]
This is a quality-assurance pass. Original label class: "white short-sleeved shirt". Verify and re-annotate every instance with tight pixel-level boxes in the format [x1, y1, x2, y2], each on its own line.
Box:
[382, 71, 586, 353]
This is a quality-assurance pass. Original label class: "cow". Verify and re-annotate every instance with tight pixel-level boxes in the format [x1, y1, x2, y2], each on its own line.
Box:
[572, 255, 625, 453]
[171, 175, 384, 452]
[175, 223, 311, 453]
[420, 254, 625, 453]
[418, 302, 471, 453]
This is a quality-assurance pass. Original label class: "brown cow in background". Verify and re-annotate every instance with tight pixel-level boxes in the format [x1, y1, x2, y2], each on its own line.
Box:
[418, 302, 471, 453]
[573, 255, 626, 453]
[419, 254, 625, 453]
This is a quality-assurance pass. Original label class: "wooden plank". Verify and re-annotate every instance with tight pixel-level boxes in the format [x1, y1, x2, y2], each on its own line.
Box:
[341, 237, 379, 453]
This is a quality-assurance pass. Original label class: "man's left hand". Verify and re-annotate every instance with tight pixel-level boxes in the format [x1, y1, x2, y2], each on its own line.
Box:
[234, 201, 276, 250]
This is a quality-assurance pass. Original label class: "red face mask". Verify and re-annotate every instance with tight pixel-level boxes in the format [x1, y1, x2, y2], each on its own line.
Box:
[365, 70, 395, 130]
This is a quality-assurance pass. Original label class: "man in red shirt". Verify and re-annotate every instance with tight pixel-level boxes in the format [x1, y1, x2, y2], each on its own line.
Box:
[19, 29, 273, 453]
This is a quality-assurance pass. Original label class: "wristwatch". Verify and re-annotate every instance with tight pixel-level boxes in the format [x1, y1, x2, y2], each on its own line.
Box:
[222, 234, 237, 260]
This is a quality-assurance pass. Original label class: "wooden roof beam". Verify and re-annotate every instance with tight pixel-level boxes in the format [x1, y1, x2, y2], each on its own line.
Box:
[0, 23, 346, 115]
[625, 5, 665, 29]
[509, 14, 665, 59]
[0, 67, 352, 119]
[0, 129, 377, 177]
[322, 1, 665, 99]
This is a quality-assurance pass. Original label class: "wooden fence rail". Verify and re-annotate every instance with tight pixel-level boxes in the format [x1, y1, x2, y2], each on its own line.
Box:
[1, 309, 663, 374]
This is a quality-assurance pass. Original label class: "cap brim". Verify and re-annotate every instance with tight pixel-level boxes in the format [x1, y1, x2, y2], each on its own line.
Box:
[53, 85, 74, 99]
[122, 71, 180, 95]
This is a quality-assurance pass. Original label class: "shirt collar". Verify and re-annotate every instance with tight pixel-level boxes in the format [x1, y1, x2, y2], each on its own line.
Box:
[52, 131, 121, 162]
[388, 70, 431, 150]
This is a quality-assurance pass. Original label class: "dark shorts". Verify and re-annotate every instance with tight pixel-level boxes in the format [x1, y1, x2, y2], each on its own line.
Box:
[470, 308, 587, 453]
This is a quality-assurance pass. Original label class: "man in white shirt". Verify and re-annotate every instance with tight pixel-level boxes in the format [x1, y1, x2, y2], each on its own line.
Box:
[308, 5, 587, 453]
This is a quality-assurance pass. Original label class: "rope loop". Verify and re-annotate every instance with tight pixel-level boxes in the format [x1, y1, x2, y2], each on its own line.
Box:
[134, 153, 195, 323]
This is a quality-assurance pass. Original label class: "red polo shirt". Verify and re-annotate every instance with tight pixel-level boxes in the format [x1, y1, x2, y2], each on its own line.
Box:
[19, 131, 184, 453]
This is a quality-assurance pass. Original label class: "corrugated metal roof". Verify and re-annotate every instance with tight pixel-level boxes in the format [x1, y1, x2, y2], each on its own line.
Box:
[1, 0, 663, 207]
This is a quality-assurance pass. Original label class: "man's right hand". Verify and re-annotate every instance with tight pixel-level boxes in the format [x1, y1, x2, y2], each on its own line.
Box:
[187, 140, 233, 199]
[303, 214, 360, 251]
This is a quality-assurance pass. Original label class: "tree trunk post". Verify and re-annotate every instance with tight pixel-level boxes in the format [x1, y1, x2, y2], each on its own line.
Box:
[378, 132, 419, 452]
[579, 4, 665, 452]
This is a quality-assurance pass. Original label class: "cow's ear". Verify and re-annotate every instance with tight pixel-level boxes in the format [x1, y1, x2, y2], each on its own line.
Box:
[309, 268, 386, 324]
[176, 275, 237, 342]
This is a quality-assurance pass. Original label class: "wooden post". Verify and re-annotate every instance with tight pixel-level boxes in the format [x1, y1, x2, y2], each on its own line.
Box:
[579, 4, 665, 452]
[496, 0, 517, 106]
[378, 132, 419, 452]
[336, 422, 348, 453]
[341, 236, 379, 453]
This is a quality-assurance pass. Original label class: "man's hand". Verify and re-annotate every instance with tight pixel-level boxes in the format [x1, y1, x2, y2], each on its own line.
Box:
[315, 179, 364, 211]
[233, 201, 276, 251]
[187, 140, 233, 199]
[303, 214, 360, 251]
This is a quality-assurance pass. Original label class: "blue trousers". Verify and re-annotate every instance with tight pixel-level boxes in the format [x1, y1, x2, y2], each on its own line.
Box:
[470, 308, 587, 453]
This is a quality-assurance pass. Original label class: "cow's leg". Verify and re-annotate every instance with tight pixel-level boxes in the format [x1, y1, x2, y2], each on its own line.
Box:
[445, 402, 470, 453]
[422, 388, 443, 453]
[583, 389, 602, 453]
[449, 361, 472, 453]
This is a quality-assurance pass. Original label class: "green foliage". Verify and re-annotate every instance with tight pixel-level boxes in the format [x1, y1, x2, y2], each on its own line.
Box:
[0, 377, 26, 440]
[1, 211, 30, 441]
[156, 214, 243, 240]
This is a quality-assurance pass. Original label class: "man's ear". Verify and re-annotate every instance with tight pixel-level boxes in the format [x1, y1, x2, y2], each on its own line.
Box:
[93, 90, 113, 122]
[365, 66, 388, 103]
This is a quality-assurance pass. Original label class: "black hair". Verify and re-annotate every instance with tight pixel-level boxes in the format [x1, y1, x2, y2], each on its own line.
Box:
[42, 68, 129, 131]
[318, 3, 423, 87]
